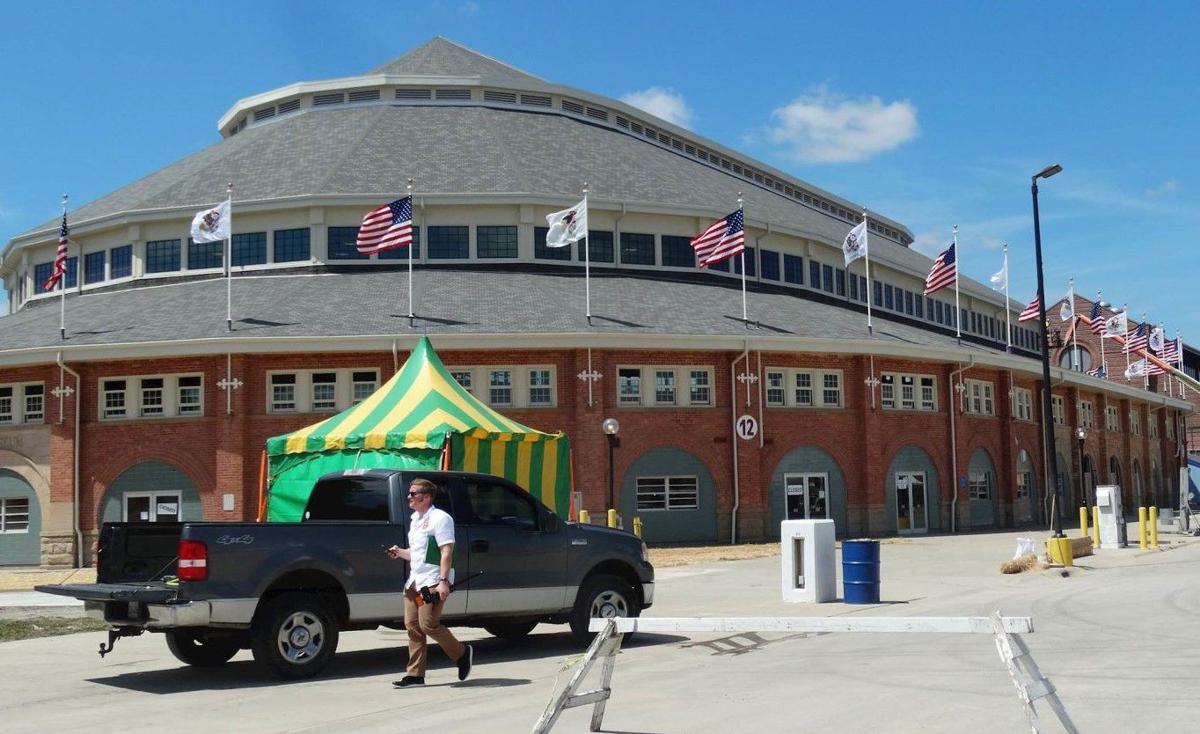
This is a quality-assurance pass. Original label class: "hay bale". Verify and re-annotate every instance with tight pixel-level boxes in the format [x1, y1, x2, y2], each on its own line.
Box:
[1000, 553, 1041, 574]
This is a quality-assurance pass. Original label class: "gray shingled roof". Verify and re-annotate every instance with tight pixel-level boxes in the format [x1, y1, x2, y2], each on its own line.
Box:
[368, 37, 547, 85]
[0, 266, 1016, 358]
[14, 105, 889, 256]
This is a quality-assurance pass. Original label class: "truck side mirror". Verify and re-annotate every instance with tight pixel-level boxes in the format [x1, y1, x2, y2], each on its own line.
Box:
[544, 511, 560, 533]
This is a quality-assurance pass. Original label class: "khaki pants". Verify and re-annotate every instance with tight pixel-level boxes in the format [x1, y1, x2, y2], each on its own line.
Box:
[403, 586, 465, 677]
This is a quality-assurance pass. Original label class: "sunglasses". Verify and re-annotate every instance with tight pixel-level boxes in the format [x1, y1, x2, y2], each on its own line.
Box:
[407, 491, 429, 498]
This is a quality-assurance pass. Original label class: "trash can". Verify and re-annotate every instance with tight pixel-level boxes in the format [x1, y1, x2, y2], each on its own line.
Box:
[842, 539, 880, 604]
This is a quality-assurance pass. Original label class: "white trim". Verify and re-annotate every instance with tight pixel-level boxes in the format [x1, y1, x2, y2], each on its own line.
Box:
[266, 367, 379, 414]
[97, 373, 204, 421]
[0, 381, 44, 426]
[121, 490, 181, 522]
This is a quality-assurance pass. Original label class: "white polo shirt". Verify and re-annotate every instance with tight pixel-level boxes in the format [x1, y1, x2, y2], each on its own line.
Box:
[406, 506, 455, 590]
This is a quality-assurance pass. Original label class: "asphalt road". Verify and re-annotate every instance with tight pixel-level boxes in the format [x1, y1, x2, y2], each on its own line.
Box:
[2, 528, 1196, 733]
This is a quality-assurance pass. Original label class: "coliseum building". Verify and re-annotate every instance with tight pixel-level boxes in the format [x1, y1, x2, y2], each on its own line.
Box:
[0, 38, 1190, 566]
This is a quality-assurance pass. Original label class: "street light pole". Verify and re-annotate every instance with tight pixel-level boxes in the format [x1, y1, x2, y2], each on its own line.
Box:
[1032, 163, 1064, 538]
[602, 418, 620, 514]
[1076, 427, 1089, 514]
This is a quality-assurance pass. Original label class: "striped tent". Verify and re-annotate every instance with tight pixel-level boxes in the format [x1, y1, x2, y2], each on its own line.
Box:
[264, 336, 572, 522]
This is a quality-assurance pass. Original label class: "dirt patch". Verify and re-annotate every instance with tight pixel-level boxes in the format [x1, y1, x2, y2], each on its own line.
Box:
[649, 543, 781, 568]
[0, 615, 108, 642]
[0, 568, 97, 592]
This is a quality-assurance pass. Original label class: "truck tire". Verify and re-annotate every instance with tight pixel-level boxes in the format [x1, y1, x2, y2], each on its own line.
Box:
[165, 630, 240, 667]
[251, 593, 339, 679]
[569, 574, 640, 644]
[483, 620, 538, 641]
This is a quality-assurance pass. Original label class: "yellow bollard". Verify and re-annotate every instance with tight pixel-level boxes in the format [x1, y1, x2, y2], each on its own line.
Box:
[578, 510, 590, 525]
[607, 509, 618, 528]
[1138, 507, 1148, 549]
[1079, 507, 1089, 538]
[1092, 506, 1100, 547]
[632, 516, 643, 539]
[1046, 536, 1074, 566]
[1150, 506, 1159, 548]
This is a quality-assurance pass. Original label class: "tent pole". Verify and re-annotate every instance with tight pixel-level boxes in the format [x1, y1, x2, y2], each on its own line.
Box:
[255, 450, 267, 522]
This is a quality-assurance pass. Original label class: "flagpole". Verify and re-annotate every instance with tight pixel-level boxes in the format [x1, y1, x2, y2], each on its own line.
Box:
[1096, 291, 1105, 378]
[583, 182, 591, 326]
[862, 210, 873, 336]
[1003, 243, 1011, 352]
[1142, 311, 1149, 389]
[406, 178, 415, 326]
[1069, 279, 1078, 370]
[225, 182, 233, 332]
[59, 193, 68, 341]
[952, 224, 961, 339]
[1178, 329, 1186, 398]
[1123, 304, 1130, 380]
[738, 192, 747, 325]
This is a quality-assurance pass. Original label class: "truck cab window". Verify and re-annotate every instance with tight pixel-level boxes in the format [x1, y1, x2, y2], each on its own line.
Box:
[465, 481, 538, 530]
[305, 477, 389, 521]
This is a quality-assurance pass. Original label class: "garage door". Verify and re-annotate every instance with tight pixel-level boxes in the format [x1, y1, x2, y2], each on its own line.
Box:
[0, 470, 41, 566]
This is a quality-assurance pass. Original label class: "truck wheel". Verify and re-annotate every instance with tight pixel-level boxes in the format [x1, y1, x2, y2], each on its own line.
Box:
[165, 630, 240, 667]
[569, 574, 640, 644]
[483, 620, 538, 641]
[251, 593, 339, 679]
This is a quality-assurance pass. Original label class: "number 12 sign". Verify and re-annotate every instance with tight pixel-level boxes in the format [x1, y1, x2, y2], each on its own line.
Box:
[735, 414, 758, 440]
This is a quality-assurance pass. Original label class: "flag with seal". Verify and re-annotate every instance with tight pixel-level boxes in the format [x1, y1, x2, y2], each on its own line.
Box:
[191, 199, 231, 243]
[1102, 311, 1127, 338]
[842, 221, 868, 266]
[545, 198, 588, 248]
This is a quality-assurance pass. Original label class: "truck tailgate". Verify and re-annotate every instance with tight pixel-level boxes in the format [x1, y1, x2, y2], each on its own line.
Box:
[34, 582, 177, 604]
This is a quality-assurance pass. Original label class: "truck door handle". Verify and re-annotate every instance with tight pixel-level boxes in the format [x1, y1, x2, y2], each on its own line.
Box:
[471, 540, 490, 552]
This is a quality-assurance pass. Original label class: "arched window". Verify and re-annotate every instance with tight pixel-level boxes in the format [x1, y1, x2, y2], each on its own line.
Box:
[1058, 346, 1092, 371]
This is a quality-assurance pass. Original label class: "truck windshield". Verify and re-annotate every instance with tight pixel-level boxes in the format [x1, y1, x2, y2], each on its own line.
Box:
[305, 477, 389, 521]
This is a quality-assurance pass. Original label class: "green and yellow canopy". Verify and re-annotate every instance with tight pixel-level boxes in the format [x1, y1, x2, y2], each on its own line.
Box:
[265, 337, 572, 521]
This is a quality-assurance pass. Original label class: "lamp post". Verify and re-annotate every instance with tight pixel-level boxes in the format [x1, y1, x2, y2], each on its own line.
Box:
[602, 418, 620, 513]
[1076, 426, 1089, 513]
[1032, 163, 1064, 538]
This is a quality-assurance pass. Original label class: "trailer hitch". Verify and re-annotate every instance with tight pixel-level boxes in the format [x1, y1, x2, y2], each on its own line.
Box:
[99, 627, 144, 658]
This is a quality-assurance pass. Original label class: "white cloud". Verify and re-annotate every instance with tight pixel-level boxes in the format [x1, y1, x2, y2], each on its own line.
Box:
[1145, 178, 1179, 197]
[459, 1, 479, 15]
[767, 86, 918, 163]
[620, 87, 693, 129]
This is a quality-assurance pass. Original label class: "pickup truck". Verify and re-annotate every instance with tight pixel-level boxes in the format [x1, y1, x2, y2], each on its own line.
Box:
[37, 469, 654, 679]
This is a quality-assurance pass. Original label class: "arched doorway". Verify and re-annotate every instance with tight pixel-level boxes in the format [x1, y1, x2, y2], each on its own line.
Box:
[0, 469, 42, 566]
[99, 461, 203, 526]
[620, 447, 717, 543]
[1151, 460, 1164, 507]
[884, 446, 942, 534]
[1015, 448, 1036, 525]
[968, 448, 999, 529]
[769, 446, 847, 537]
[1132, 459, 1144, 509]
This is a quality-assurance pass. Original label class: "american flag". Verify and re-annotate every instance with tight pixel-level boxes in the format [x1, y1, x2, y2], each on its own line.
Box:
[1125, 321, 1148, 352]
[690, 209, 745, 267]
[42, 212, 70, 291]
[1147, 358, 1166, 376]
[1087, 299, 1105, 335]
[1086, 365, 1107, 379]
[923, 243, 956, 295]
[356, 196, 413, 255]
[1017, 295, 1041, 322]
[1161, 338, 1181, 363]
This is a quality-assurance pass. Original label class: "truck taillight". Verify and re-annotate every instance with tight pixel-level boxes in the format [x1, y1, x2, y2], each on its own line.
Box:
[178, 539, 208, 581]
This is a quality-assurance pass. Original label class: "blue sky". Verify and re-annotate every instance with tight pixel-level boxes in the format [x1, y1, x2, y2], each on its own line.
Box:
[2, 1, 1197, 341]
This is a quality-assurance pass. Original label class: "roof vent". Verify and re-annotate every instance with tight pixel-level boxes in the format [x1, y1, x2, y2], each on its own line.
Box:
[616, 116, 629, 128]
[348, 89, 380, 103]
[395, 88, 432, 100]
[631, 122, 643, 134]
[253, 107, 276, 122]
[561, 99, 584, 114]
[484, 90, 517, 104]
[277, 98, 301, 115]
[314, 92, 345, 106]
[520, 94, 551, 107]
[672, 139, 683, 150]
[436, 88, 471, 100]
[585, 106, 609, 121]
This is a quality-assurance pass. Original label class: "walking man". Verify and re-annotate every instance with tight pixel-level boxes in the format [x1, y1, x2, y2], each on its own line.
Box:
[386, 477, 473, 687]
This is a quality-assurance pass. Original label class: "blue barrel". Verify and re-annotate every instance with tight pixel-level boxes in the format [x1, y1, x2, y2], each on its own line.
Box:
[842, 539, 881, 604]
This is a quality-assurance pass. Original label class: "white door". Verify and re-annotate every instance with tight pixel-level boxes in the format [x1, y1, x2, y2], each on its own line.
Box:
[784, 473, 829, 520]
[895, 471, 928, 535]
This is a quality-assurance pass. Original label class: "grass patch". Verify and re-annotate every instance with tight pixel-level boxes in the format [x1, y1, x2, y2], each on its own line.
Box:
[0, 616, 109, 642]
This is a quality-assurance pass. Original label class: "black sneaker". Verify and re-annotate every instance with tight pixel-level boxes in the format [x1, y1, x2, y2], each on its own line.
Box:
[393, 676, 425, 688]
[457, 645, 473, 681]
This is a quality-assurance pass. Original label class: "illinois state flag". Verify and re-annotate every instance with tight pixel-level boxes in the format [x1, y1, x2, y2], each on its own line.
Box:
[842, 221, 868, 266]
[545, 198, 588, 248]
[190, 199, 231, 243]
[1102, 311, 1127, 339]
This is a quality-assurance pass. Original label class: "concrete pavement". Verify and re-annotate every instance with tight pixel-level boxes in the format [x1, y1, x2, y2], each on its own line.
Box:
[2, 527, 1198, 733]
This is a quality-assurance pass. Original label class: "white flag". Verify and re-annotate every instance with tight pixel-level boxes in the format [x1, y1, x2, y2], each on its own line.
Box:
[544, 198, 588, 247]
[1102, 311, 1127, 338]
[989, 259, 1007, 290]
[1149, 326, 1165, 353]
[1124, 359, 1148, 379]
[1059, 287, 1075, 322]
[190, 198, 231, 243]
[842, 221, 868, 266]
